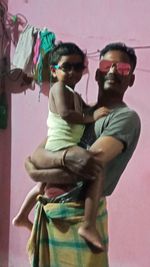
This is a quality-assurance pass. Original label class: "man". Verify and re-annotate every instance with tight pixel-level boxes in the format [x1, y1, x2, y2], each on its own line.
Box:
[26, 42, 141, 267]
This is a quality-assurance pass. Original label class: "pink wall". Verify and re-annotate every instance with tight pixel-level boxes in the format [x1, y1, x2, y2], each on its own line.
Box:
[0, 0, 150, 266]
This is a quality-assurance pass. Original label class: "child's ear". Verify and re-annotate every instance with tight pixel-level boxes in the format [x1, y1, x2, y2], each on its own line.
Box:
[50, 66, 57, 77]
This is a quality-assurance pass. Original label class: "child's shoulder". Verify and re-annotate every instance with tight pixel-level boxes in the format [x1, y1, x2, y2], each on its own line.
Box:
[51, 81, 64, 88]
[50, 81, 64, 92]
[50, 82, 74, 96]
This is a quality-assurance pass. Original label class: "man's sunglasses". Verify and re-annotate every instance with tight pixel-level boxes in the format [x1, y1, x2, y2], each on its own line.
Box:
[53, 62, 85, 73]
[99, 60, 131, 76]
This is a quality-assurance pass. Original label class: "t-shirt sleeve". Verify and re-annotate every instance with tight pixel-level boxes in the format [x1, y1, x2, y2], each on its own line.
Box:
[99, 110, 141, 150]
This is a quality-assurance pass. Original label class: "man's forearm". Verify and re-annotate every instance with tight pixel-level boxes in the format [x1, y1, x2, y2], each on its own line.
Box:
[25, 156, 77, 184]
[30, 168, 76, 184]
[28, 139, 103, 183]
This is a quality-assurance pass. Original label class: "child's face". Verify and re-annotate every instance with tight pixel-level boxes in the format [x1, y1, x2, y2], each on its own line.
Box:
[51, 54, 85, 88]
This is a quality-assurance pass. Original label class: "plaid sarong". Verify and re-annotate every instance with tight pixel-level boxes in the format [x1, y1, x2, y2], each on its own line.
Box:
[27, 197, 109, 267]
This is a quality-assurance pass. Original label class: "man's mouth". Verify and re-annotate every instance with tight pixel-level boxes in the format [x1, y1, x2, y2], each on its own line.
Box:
[105, 75, 121, 84]
[106, 78, 116, 83]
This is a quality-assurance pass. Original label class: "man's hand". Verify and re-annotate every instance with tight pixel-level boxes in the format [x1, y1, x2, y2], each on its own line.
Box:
[64, 146, 103, 181]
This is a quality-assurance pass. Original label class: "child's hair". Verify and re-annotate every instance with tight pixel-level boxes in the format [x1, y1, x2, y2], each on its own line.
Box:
[49, 42, 86, 66]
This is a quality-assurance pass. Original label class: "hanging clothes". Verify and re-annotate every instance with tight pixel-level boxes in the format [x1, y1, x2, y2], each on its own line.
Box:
[12, 24, 56, 87]
[12, 24, 39, 76]
[33, 32, 41, 65]
[33, 28, 56, 84]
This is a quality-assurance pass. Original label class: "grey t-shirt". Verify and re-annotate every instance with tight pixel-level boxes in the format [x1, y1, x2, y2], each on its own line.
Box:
[80, 104, 141, 196]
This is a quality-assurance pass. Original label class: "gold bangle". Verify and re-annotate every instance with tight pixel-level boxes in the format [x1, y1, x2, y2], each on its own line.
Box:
[61, 147, 70, 167]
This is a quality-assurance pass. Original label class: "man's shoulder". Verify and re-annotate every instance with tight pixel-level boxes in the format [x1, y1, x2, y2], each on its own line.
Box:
[94, 105, 141, 141]
[110, 105, 140, 125]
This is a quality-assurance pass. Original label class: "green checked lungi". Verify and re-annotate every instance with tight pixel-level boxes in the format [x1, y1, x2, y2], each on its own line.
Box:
[27, 197, 109, 267]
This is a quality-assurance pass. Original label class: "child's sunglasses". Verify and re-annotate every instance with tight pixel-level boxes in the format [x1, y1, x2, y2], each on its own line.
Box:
[54, 62, 85, 73]
[99, 60, 131, 76]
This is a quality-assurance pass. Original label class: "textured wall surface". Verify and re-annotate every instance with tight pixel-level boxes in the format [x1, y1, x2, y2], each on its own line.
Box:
[0, 0, 149, 266]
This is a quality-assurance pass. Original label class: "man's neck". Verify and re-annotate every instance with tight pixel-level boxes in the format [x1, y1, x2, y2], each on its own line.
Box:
[97, 93, 125, 108]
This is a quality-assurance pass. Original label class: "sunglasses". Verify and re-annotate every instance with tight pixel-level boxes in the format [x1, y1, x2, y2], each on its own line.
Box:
[99, 60, 131, 76]
[54, 62, 85, 73]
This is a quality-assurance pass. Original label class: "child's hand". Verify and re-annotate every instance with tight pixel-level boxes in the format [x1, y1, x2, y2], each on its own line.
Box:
[93, 107, 110, 121]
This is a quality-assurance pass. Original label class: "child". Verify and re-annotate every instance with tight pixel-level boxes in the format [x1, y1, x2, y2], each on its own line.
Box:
[12, 42, 110, 251]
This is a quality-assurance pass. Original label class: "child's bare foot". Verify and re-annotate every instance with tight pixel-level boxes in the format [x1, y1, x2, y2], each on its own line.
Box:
[12, 214, 33, 231]
[78, 226, 105, 252]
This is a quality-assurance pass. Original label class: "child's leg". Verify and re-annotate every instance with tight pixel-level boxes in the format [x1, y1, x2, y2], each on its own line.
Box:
[78, 173, 105, 251]
[12, 182, 45, 231]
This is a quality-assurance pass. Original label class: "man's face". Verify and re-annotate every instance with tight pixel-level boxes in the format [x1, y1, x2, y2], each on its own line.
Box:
[96, 50, 135, 96]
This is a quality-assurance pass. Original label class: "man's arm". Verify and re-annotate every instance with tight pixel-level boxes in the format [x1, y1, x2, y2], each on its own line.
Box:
[25, 137, 102, 183]
[25, 156, 77, 184]
[25, 135, 124, 185]
[30, 138, 101, 179]
[89, 135, 124, 167]
[63, 136, 124, 176]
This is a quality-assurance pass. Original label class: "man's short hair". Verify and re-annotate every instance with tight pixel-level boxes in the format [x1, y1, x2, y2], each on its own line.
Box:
[100, 42, 137, 71]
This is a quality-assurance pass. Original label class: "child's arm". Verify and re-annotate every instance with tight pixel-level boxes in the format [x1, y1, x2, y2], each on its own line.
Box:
[51, 82, 110, 124]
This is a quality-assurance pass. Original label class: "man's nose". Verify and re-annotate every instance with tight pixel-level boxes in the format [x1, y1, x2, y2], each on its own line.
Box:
[108, 64, 117, 74]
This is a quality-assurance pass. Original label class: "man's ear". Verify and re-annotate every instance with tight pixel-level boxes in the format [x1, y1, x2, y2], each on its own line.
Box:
[129, 74, 135, 87]
[50, 66, 57, 77]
